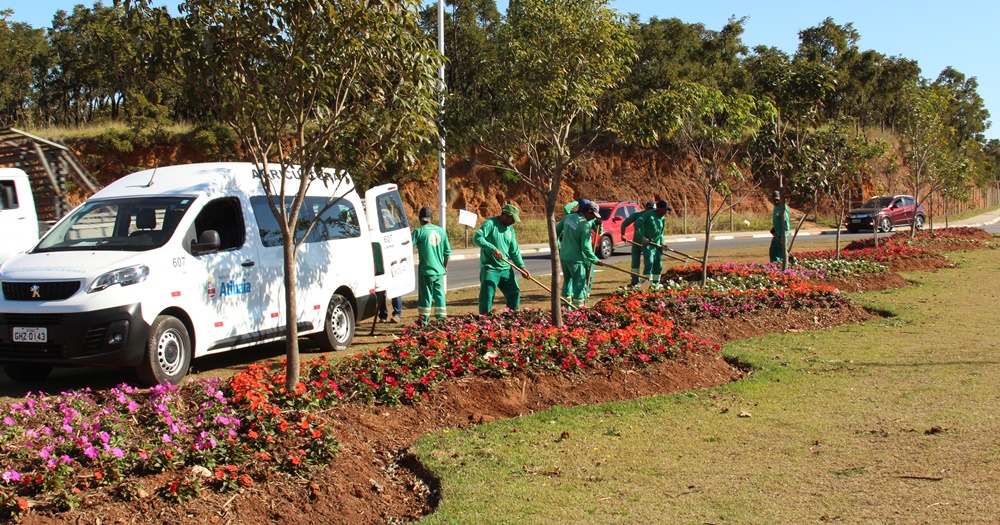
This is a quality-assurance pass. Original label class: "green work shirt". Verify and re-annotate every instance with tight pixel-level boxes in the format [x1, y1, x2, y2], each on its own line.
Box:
[559, 213, 599, 264]
[639, 212, 665, 246]
[621, 209, 653, 244]
[473, 216, 525, 270]
[557, 201, 600, 248]
[412, 223, 451, 276]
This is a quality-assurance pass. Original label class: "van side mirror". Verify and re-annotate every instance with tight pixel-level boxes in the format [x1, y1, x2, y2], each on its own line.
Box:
[191, 230, 221, 255]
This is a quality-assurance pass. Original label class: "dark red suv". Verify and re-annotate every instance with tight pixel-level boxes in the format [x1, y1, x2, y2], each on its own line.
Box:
[845, 195, 926, 233]
[594, 200, 640, 258]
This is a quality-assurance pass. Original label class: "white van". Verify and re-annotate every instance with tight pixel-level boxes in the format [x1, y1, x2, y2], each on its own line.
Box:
[0, 168, 40, 264]
[0, 162, 414, 385]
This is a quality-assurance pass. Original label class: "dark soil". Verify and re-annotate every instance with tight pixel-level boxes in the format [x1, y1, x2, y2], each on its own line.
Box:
[815, 272, 910, 293]
[19, 277, 892, 525]
[887, 255, 955, 272]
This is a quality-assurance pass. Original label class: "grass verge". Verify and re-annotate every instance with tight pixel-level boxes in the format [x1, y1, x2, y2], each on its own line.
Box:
[411, 247, 1000, 524]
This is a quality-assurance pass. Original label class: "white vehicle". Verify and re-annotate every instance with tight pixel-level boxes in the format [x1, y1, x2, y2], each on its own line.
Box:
[0, 162, 414, 385]
[0, 168, 40, 264]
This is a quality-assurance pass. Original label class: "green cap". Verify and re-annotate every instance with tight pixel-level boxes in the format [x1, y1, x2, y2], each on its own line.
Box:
[501, 203, 521, 222]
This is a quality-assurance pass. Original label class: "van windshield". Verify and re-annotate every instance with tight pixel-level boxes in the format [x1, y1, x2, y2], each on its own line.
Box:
[34, 197, 194, 253]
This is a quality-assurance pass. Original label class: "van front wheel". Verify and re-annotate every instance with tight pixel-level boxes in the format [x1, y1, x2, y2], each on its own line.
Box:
[312, 294, 355, 352]
[137, 315, 191, 386]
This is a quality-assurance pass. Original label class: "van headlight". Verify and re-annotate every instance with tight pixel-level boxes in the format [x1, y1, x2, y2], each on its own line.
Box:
[88, 265, 149, 293]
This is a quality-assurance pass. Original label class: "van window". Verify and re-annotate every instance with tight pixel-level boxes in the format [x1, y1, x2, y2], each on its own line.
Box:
[375, 192, 408, 233]
[194, 198, 245, 251]
[0, 180, 17, 210]
[250, 195, 361, 248]
[34, 197, 193, 252]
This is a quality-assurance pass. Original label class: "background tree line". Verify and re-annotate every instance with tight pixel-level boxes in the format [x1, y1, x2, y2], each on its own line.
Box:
[1, 1, 997, 206]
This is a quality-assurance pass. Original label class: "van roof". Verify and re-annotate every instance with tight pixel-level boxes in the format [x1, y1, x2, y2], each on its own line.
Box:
[92, 162, 355, 200]
[0, 168, 29, 179]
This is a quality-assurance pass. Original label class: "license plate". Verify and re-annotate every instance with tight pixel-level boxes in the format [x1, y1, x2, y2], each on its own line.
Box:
[12, 327, 47, 343]
[850, 218, 860, 223]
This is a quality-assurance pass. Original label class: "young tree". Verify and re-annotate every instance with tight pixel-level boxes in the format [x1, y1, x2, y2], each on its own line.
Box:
[898, 83, 950, 237]
[474, 0, 634, 327]
[672, 82, 773, 284]
[744, 46, 835, 268]
[176, 0, 442, 389]
[809, 120, 888, 256]
[618, 81, 772, 282]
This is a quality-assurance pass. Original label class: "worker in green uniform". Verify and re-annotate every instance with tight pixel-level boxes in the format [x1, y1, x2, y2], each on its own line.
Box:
[770, 190, 790, 263]
[640, 201, 670, 285]
[621, 201, 655, 285]
[559, 201, 600, 308]
[557, 198, 601, 302]
[473, 204, 530, 314]
[412, 206, 451, 325]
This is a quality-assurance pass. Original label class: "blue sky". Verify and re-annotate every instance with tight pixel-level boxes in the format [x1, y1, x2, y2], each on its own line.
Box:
[6, 0, 998, 139]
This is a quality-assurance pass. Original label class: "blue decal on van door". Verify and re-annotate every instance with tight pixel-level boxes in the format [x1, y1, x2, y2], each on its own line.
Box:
[219, 279, 252, 297]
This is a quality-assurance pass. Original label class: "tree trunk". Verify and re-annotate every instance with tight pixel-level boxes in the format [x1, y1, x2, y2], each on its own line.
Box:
[700, 195, 712, 286]
[547, 197, 563, 328]
[283, 239, 301, 390]
[835, 202, 846, 260]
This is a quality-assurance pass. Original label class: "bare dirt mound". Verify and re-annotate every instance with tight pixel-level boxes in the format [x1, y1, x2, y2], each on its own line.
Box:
[681, 302, 879, 345]
[888, 255, 955, 272]
[816, 272, 910, 293]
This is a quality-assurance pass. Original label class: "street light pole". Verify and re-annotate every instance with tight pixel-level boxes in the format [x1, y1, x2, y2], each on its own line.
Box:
[437, 0, 446, 230]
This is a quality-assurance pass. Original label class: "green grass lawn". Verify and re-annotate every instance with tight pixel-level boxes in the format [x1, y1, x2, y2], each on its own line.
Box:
[411, 247, 1000, 524]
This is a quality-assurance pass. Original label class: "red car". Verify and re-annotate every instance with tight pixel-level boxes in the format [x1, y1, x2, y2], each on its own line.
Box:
[845, 195, 926, 233]
[594, 200, 640, 258]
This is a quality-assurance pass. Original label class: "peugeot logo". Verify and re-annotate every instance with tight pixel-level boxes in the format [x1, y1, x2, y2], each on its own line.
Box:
[30, 285, 41, 299]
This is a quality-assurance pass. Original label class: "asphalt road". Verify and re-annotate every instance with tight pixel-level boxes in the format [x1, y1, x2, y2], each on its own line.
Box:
[440, 229, 875, 291]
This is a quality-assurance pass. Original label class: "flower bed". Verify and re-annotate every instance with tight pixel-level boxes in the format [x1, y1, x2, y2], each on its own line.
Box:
[601, 282, 846, 327]
[661, 259, 887, 286]
[235, 306, 717, 408]
[795, 243, 936, 263]
[0, 378, 338, 519]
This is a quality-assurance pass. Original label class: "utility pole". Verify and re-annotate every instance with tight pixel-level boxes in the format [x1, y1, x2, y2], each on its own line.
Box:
[437, 0, 447, 230]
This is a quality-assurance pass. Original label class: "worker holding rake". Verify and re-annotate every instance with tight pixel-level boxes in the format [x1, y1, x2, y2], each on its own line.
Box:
[558, 200, 601, 308]
[639, 200, 671, 285]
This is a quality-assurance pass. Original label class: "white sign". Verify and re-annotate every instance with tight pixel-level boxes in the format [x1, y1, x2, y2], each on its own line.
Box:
[458, 209, 478, 228]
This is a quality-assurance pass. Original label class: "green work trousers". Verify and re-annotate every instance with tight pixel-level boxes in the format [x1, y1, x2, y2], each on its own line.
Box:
[629, 244, 644, 285]
[416, 273, 446, 324]
[643, 245, 663, 284]
[769, 235, 787, 263]
[479, 266, 521, 314]
[561, 260, 591, 307]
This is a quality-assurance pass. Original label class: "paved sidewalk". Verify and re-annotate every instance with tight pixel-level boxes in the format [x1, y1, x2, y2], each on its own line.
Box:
[444, 208, 1000, 262]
